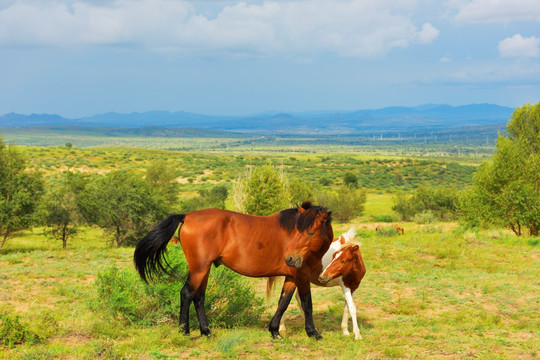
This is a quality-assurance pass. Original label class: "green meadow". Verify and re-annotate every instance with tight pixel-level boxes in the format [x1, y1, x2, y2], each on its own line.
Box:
[1, 142, 539, 359]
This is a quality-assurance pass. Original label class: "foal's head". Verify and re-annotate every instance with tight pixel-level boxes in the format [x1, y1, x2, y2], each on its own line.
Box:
[318, 244, 360, 284]
[281, 202, 333, 269]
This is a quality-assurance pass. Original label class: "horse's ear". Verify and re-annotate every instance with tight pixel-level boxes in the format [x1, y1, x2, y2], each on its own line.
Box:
[350, 244, 359, 253]
[297, 205, 306, 213]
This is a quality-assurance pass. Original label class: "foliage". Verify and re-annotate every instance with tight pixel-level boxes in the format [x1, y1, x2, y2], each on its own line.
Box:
[232, 165, 292, 215]
[372, 214, 394, 223]
[145, 160, 179, 208]
[343, 171, 358, 188]
[90, 246, 265, 328]
[79, 171, 168, 247]
[392, 184, 460, 221]
[0, 140, 44, 250]
[375, 226, 399, 237]
[460, 103, 540, 235]
[39, 172, 82, 248]
[181, 185, 229, 212]
[0, 312, 44, 348]
[289, 178, 315, 205]
[317, 186, 366, 222]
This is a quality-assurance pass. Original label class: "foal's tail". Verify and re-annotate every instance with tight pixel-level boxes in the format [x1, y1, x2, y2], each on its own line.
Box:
[134, 214, 185, 283]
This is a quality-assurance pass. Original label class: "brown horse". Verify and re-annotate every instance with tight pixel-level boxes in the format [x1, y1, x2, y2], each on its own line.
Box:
[134, 201, 333, 339]
[392, 224, 405, 234]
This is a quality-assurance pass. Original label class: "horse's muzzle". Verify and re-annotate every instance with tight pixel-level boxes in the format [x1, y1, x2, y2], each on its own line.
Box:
[318, 275, 331, 284]
[284, 255, 302, 268]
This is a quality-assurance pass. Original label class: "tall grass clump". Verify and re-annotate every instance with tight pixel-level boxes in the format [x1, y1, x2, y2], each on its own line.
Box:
[0, 312, 44, 348]
[89, 245, 265, 328]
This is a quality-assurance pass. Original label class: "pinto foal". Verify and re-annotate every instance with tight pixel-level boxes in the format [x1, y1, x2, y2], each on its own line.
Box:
[268, 227, 366, 340]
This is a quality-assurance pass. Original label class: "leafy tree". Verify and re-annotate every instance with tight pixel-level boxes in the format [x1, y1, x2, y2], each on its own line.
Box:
[180, 185, 229, 212]
[81, 171, 168, 247]
[343, 172, 359, 188]
[393, 184, 460, 221]
[289, 178, 314, 205]
[459, 103, 540, 235]
[39, 172, 83, 248]
[317, 186, 366, 223]
[232, 165, 292, 215]
[0, 141, 44, 250]
[145, 160, 179, 208]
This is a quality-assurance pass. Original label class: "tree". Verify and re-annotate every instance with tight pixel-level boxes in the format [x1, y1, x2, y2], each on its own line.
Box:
[232, 165, 292, 215]
[39, 172, 82, 248]
[393, 184, 460, 221]
[180, 185, 229, 212]
[0, 141, 44, 250]
[81, 171, 168, 247]
[459, 103, 540, 235]
[317, 186, 366, 223]
[343, 172, 358, 188]
[145, 160, 179, 208]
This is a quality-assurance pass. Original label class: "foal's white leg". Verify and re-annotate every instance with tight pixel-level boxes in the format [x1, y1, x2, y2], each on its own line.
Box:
[341, 284, 362, 340]
[341, 303, 350, 336]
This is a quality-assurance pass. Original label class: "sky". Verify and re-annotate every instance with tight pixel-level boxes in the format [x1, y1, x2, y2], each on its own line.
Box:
[0, 0, 539, 118]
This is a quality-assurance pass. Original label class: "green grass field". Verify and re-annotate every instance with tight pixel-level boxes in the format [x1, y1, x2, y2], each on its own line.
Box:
[1, 217, 538, 359]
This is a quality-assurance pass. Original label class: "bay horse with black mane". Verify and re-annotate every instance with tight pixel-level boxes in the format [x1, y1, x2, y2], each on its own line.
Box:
[134, 201, 333, 339]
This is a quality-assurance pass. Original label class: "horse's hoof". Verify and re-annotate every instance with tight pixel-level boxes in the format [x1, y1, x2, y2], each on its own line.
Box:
[200, 329, 212, 337]
[271, 332, 282, 340]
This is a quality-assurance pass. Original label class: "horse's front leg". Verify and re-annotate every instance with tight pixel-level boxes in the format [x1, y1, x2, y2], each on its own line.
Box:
[297, 273, 322, 340]
[269, 276, 296, 339]
[341, 284, 362, 340]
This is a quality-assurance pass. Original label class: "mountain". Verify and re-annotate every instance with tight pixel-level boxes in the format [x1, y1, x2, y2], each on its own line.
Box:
[0, 104, 514, 135]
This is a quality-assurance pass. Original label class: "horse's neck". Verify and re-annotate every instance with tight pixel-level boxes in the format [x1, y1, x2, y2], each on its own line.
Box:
[342, 258, 364, 294]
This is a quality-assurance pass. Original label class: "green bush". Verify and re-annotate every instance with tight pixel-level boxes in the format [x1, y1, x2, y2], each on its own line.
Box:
[373, 214, 394, 223]
[90, 246, 265, 329]
[376, 226, 398, 237]
[0, 312, 44, 348]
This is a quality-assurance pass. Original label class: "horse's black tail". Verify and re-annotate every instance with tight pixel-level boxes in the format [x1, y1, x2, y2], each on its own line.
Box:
[134, 214, 185, 283]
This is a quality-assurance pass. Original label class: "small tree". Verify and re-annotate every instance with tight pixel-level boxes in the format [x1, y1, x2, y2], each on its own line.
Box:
[81, 171, 168, 247]
[145, 160, 179, 208]
[343, 172, 358, 188]
[40, 172, 82, 248]
[460, 103, 540, 235]
[0, 142, 44, 250]
[317, 186, 366, 223]
[232, 165, 292, 215]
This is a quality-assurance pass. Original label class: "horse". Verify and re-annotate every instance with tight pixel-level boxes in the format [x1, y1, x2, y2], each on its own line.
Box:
[267, 227, 366, 340]
[375, 224, 384, 233]
[392, 224, 404, 235]
[134, 201, 333, 340]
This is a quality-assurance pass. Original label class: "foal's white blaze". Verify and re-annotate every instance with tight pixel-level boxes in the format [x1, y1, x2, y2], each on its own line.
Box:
[322, 250, 343, 276]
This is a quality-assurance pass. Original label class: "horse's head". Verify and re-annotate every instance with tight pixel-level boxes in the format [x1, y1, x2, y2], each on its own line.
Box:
[283, 203, 332, 269]
[318, 244, 359, 284]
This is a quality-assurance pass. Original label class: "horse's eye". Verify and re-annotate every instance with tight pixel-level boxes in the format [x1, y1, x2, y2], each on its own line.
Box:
[341, 260, 347, 264]
[307, 232, 315, 236]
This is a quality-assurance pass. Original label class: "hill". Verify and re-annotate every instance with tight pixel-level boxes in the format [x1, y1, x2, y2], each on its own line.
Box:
[0, 104, 513, 135]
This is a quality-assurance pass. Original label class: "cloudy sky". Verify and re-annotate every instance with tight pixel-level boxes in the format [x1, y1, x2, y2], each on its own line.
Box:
[1, 0, 539, 118]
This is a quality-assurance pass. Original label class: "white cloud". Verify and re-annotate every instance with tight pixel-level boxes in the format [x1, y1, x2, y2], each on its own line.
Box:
[450, 0, 540, 23]
[498, 34, 540, 57]
[0, 0, 439, 58]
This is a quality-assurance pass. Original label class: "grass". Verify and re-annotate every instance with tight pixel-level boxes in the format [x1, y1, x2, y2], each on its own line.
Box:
[1, 224, 538, 359]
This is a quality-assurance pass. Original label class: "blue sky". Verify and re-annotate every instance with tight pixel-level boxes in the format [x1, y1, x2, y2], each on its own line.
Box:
[0, 0, 539, 118]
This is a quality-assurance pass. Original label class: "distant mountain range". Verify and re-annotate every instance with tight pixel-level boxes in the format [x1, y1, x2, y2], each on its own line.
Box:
[0, 104, 513, 135]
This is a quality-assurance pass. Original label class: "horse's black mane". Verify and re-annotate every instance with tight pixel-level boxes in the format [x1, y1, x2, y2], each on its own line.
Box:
[278, 201, 332, 233]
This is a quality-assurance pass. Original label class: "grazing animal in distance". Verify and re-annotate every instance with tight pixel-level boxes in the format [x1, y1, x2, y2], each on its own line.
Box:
[392, 224, 405, 235]
[134, 201, 333, 340]
[268, 227, 366, 340]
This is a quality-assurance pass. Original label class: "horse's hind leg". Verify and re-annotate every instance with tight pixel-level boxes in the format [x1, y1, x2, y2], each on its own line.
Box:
[269, 276, 296, 339]
[179, 267, 212, 336]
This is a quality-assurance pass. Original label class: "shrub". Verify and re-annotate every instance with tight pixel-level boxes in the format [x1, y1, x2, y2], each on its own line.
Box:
[373, 214, 393, 223]
[0, 312, 44, 348]
[90, 246, 265, 329]
[376, 226, 398, 237]
[413, 210, 437, 224]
